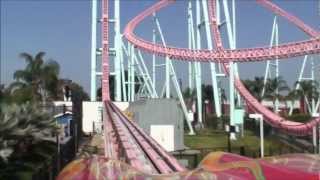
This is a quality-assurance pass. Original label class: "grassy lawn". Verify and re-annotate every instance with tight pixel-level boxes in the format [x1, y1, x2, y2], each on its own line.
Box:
[184, 128, 288, 158]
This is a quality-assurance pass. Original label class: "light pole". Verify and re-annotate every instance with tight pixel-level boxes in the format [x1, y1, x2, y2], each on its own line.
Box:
[204, 99, 209, 125]
[225, 123, 236, 152]
[249, 113, 264, 157]
[311, 113, 319, 154]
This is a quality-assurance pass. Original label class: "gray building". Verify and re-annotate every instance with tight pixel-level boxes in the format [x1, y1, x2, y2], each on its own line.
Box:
[128, 98, 185, 151]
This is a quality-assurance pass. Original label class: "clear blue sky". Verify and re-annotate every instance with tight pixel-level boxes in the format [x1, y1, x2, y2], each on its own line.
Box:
[1, 0, 320, 94]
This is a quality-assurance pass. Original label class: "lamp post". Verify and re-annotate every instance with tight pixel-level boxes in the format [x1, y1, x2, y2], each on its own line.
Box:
[249, 113, 264, 157]
[204, 99, 209, 125]
[312, 113, 319, 154]
[318, 117, 320, 155]
[56, 131, 61, 172]
[225, 124, 236, 152]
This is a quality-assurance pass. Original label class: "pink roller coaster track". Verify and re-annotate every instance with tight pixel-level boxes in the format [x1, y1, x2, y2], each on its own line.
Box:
[123, 0, 320, 136]
[56, 0, 320, 178]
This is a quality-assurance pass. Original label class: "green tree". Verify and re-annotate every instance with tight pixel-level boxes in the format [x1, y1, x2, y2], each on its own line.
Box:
[220, 88, 227, 114]
[242, 76, 264, 102]
[0, 85, 4, 103]
[202, 85, 213, 102]
[286, 88, 302, 115]
[182, 87, 196, 100]
[9, 52, 60, 103]
[0, 103, 58, 162]
[294, 80, 319, 114]
[97, 71, 142, 101]
[263, 76, 289, 112]
[70, 81, 89, 150]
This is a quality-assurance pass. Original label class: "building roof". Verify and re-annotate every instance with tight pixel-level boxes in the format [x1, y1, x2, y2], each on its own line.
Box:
[55, 112, 73, 124]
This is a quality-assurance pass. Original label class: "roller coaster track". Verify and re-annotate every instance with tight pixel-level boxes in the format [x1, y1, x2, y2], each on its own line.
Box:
[103, 101, 186, 173]
[123, 0, 320, 135]
[102, 0, 185, 173]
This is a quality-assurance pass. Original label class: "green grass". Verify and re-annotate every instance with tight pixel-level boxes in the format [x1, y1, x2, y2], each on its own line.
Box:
[184, 128, 287, 157]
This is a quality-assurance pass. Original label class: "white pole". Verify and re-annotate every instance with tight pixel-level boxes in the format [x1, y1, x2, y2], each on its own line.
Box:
[120, 39, 127, 101]
[318, 124, 320, 154]
[311, 57, 315, 114]
[313, 126, 317, 153]
[130, 45, 135, 101]
[195, 0, 203, 126]
[154, 16, 170, 98]
[262, 16, 277, 98]
[260, 116, 264, 157]
[154, 15, 195, 135]
[127, 43, 131, 101]
[188, 1, 194, 91]
[133, 54, 153, 98]
[90, 0, 98, 101]
[152, 29, 156, 92]
[136, 50, 158, 98]
[250, 114, 264, 157]
[275, 22, 279, 113]
[223, 0, 236, 139]
[289, 55, 308, 115]
[231, 0, 241, 108]
[201, 0, 222, 117]
[114, 0, 122, 101]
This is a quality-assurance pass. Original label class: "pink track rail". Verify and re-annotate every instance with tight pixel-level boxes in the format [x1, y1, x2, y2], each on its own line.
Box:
[104, 101, 186, 174]
[123, 1, 320, 63]
[123, 0, 320, 136]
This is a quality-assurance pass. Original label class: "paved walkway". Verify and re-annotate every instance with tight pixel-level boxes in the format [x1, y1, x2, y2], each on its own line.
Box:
[76, 134, 105, 158]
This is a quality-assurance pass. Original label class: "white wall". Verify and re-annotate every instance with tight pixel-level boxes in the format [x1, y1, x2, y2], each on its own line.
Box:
[53, 101, 72, 107]
[150, 125, 175, 152]
[82, 101, 103, 134]
[113, 101, 129, 111]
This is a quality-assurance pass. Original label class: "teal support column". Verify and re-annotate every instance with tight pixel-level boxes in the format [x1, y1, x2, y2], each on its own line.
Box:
[262, 16, 278, 98]
[152, 16, 156, 93]
[90, 0, 98, 101]
[154, 14, 195, 135]
[201, 0, 222, 117]
[223, 0, 236, 139]
[114, 0, 122, 101]
[187, 1, 194, 92]
[120, 37, 127, 101]
[130, 44, 135, 101]
[275, 22, 279, 113]
[195, 0, 203, 126]
[127, 43, 132, 101]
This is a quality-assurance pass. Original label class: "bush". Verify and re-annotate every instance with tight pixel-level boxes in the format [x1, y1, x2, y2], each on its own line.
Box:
[0, 141, 57, 180]
[244, 116, 273, 136]
[205, 114, 229, 130]
[285, 113, 311, 123]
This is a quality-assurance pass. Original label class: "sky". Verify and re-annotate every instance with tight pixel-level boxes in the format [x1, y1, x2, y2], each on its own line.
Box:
[1, 0, 320, 95]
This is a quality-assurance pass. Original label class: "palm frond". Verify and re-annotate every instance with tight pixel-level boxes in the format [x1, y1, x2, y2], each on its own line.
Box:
[19, 53, 33, 65]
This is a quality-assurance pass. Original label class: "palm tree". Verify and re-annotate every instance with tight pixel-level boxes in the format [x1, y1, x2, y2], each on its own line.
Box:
[220, 88, 227, 114]
[0, 103, 58, 161]
[286, 88, 302, 115]
[263, 76, 289, 113]
[0, 85, 4, 103]
[202, 85, 213, 102]
[9, 52, 60, 103]
[182, 87, 196, 100]
[294, 80, 319, 114]
[182, 87, 197, 114]
[242, 76, 264, 102]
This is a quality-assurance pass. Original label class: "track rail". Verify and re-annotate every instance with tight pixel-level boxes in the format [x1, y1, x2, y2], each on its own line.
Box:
[101, 0, 110, 101]
[104, 101, 186, 174]
[123, 0, 320, 135]
[257, 0, 320, 37]
[208, 0, 320, 135]
[123, 0, 320, 63]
